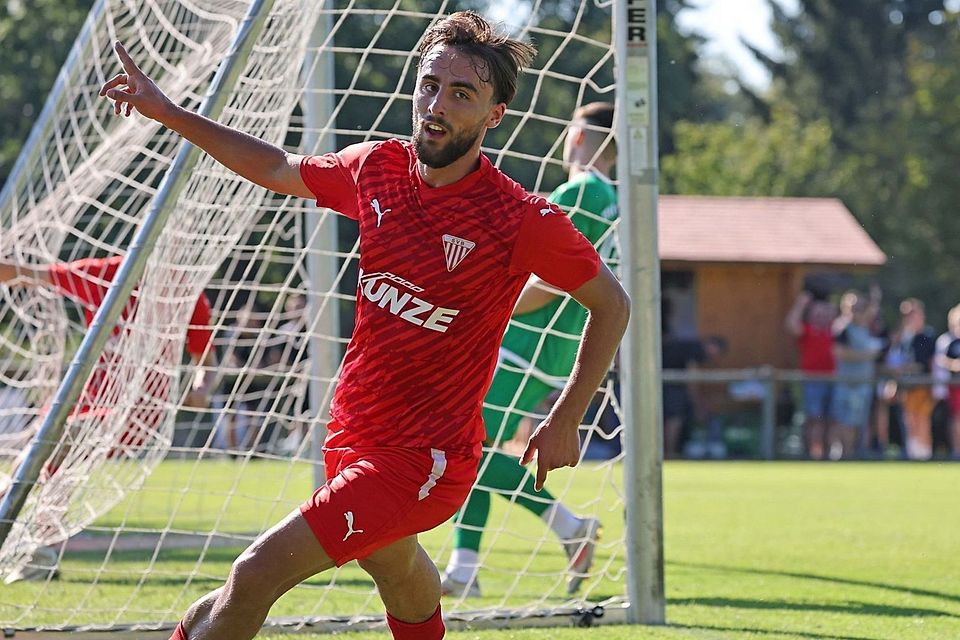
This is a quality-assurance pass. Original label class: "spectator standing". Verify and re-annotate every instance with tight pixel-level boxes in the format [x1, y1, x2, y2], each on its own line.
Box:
[661, 334, 727, 458]
[886, 299, 936, 460]
[933, 303, 960, 459]
[785, 289, 837, 460]
[831, 288, 883, 459]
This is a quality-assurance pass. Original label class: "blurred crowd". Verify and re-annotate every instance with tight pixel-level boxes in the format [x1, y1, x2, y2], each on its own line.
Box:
[205, 293, 311, 457]
[787, 286, 960, 461]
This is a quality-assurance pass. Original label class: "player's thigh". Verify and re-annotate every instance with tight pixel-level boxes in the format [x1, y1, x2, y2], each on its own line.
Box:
[483, 367, 554, 443]
[233, 508, 335, 592]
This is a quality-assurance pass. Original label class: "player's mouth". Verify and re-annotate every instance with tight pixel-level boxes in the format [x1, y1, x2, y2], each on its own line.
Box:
[421, 121, 448, 140]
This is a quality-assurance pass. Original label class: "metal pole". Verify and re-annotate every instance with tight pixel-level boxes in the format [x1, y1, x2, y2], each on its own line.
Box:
[616, 0, 665, 625]
[0, 0, 280, 548]
[761, 366, 776, 459]
[0, 0, 107, 213]
[301, 10, 339, 489]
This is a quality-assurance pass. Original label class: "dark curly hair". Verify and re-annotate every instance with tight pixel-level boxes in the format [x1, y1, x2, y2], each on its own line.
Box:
[418, 11, 537, 106]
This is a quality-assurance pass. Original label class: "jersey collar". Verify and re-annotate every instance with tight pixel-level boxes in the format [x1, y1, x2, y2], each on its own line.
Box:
[411, 150, 492, 202]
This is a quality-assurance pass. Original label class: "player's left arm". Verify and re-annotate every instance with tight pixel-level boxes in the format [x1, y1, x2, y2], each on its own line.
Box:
[521, 262, 629, 490]
[0, 260, 52, 288]
[512, 276, 564, 315]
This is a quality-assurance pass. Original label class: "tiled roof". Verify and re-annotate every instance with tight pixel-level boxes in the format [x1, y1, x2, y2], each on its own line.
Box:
[656, 195, 886, 266]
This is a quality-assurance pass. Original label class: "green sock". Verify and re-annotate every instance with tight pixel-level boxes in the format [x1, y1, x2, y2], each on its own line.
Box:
[452, 449, 556, 552]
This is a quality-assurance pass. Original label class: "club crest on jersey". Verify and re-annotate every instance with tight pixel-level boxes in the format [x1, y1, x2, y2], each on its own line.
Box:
[442, 234, 475, 272]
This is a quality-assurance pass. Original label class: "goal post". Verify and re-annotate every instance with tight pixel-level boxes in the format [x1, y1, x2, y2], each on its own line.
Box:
[0, 0, 663, 634]
[0, 0, 281, 553]
[615, 0, 666, 625]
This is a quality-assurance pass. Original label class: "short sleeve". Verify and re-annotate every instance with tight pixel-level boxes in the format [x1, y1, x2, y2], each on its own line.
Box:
[948, 338, 960, 360]
[510, 202, 601, 292]
[834, 327, 850, 345]
[185, 292, 214, 358]
[299, 142, 379, 219]
[913, 333, 936, 368]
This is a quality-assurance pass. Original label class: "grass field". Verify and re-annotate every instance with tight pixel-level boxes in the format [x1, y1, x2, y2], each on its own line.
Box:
[3, 460, 959, 639]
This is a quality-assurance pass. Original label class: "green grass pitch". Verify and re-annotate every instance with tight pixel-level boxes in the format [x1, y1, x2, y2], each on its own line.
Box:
[2, 460, 959, 639]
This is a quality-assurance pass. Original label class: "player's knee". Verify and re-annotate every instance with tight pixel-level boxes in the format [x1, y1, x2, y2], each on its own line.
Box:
[228, 549, 278, 601]
[358, 541, 420, 584]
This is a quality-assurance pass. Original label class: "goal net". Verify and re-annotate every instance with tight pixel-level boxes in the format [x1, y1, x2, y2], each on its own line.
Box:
[0, 0, 625, 633]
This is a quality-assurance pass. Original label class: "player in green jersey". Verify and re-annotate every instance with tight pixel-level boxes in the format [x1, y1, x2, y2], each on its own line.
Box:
[442, 103, 617, 597]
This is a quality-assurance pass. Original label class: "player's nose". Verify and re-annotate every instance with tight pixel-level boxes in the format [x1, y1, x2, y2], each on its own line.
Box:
[427, 92, 446, 117]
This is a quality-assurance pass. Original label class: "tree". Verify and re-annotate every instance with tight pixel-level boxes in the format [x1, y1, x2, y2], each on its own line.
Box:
[749, 0, 944, 143]
[661, 106, 842, 196]
[0, 0, 93, 188]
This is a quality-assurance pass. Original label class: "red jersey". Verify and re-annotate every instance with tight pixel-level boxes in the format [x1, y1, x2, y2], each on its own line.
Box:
[47, 256, 212, 358]
[47, 257, 213, 425]
[301, 140, 600, 453]
[797, 323, 835, 373]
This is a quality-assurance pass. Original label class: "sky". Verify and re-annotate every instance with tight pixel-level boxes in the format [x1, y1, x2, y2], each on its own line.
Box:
[676, 0, 799, 90]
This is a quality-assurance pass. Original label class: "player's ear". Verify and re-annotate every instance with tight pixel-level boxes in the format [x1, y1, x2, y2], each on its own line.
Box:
[486, 102, 506, 129]
[573, 126, 586, 147]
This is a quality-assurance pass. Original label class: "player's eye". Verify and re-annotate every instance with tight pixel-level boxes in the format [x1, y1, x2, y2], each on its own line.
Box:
[455, 91, 469, 100]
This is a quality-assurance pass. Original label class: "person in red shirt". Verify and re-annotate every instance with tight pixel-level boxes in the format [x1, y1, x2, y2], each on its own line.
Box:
[785, 289, 837, 460]
[0, 256, 215, 582]
[100, 11, 629, 640]
[0, 256, 215, 470]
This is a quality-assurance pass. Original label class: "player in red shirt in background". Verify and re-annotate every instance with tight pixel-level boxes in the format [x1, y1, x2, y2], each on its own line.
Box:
[0, 256, 215, 468]
[0, 256, 215, 581]
[101, 11, 629, 640]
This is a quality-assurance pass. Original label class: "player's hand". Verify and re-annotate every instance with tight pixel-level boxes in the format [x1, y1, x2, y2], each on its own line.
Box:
[520, 417, 581, 492]
[99, 42, 174, 121]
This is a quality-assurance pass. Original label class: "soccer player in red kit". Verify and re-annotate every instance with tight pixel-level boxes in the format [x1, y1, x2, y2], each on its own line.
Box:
[100, 11, 629, 640]
[0, 256, 214, 473]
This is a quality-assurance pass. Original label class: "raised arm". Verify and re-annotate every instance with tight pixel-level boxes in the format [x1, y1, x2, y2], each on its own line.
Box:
[0, 260, 51, 288]
[100, 42, 313, 199]
[520, 263, 629, 490]
[785, 290, 811, 337]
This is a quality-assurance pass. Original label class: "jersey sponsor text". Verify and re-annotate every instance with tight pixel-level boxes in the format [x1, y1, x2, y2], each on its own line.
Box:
[359, 270, 460, 333]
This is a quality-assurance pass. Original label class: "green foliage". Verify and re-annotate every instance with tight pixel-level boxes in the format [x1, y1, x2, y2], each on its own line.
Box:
[700, 1, 960, 325]
[854, 18, 960, 321]
[662, 106, 842, 196]
[0, 0, 94, 187]
[758, 0, 943, 140]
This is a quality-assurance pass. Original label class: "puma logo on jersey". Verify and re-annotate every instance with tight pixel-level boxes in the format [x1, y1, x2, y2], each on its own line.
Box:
[372, 198, 391, 228]
[539, 207, 554, 216]
[441, 234, 475, 272]
[342, 511, 364, 541]
[359, 270, 460, 333]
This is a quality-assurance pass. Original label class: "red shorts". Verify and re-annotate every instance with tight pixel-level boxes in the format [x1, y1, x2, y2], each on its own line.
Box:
[299, 438, 480, 566]
[949, 386, 960, 416]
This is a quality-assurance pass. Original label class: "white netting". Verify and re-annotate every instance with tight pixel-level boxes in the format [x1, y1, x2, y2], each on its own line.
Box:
[0, 0, 623, 632]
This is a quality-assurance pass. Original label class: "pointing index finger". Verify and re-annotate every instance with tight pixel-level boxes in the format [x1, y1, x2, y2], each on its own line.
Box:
[114, 41, 142, 76]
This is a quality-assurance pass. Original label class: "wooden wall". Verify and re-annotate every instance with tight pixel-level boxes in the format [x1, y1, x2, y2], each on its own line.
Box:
[682, 263, 805, 369]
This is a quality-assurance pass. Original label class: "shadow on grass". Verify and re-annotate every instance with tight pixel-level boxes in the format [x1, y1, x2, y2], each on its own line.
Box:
[668, 622, 886, 640]
[670, 596, 957, 618]
[671, 561, 960, 607]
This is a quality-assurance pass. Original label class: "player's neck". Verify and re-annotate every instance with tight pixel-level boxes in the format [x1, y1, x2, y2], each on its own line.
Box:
[418, 152, 482, 189]
[567, 161, 611, 182]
